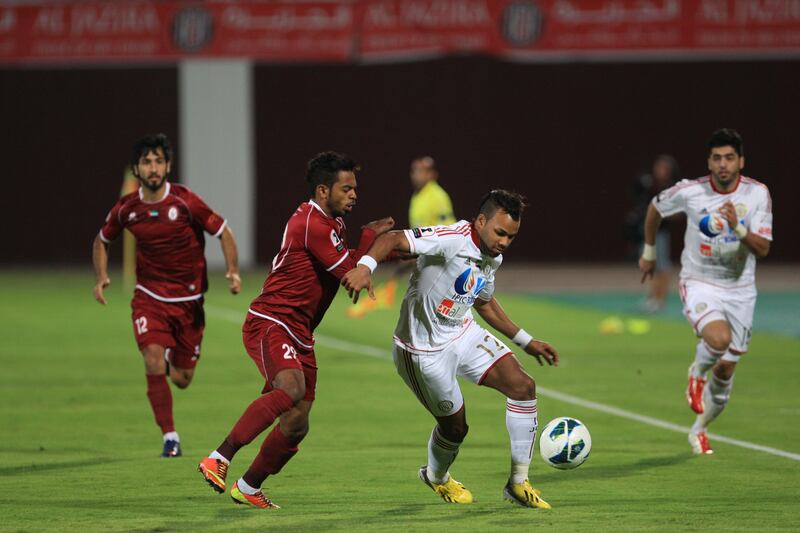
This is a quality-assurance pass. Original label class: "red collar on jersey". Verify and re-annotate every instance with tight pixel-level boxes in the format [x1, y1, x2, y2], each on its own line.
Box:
[709, 174, 741, 195]
[470, 223, 480, 248]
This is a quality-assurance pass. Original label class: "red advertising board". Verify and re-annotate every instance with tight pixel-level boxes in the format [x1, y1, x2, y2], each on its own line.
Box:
[1, 0, 799, 64]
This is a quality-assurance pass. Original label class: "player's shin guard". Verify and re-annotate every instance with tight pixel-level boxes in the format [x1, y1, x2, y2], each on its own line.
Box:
[223, 390, 295, 456]
[694, 374, 733, 430]
[146, 373, 174, 433]
[244, 426, 301, 488]
[506, 399, 538, 484]
[427, 426, 462, 484]
[693, 340, 725, 377]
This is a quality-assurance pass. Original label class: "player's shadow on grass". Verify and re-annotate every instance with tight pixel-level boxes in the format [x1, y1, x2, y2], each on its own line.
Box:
[0, 457, 121, 476]
[539, 452, 691, 484]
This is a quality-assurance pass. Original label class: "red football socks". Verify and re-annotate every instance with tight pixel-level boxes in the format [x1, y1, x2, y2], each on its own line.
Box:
[243, 425, 301, 487]
[219, 389, 295, 459]
[146, 373, 174, 433]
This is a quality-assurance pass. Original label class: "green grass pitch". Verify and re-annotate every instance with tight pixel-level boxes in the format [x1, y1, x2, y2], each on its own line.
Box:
[1, 270, 798, 532]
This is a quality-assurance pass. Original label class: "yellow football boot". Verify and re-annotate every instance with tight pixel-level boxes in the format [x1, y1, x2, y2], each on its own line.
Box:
[503, 479, 551, 509]
[419, 466, 474, 504]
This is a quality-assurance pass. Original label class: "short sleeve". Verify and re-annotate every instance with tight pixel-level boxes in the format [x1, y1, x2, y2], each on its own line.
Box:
[751, 187, 773, 241]
[402, 224, 466, 259]
[99, 201, 124, 243]
[184, 189, 226, 237]
[652, 179, 690, 218]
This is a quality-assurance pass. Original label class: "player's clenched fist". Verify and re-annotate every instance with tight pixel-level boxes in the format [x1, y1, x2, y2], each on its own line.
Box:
[363, 217, 395, 235]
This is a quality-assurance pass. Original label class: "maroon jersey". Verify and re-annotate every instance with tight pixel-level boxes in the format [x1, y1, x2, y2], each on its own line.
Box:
[248, 200, 376, 348]
[99, 182, 226, 301]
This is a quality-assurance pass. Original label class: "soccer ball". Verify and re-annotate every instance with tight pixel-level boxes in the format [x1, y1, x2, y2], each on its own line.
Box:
[699, 213, 728, 238]
[539, 417, 592, 470]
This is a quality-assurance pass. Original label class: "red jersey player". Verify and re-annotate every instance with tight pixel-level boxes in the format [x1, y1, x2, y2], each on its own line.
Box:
[198, 151, 394, 509]
[92, 134, 241, 458]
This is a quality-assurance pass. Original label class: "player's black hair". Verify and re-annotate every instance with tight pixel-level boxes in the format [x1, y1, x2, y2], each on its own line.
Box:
[306, 151, 360, 197]
[131, 134, 173, 168]
[708, 128, 744, 156]
[478, 189, 528, 221]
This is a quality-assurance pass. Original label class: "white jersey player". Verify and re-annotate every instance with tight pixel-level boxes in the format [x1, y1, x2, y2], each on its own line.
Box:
[343, 190, 559, 509]
[639, 128, 772, 455]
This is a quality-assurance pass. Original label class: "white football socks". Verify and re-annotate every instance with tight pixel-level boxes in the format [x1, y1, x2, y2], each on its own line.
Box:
[692, 340, 725, 378]
[693, 374, 733, 432]
[506, 398, 538, 484]
[209, 450, 229, 464]
[426, 426, 461, 484]
[236, 477, 260, 495]
[163, 431, 179, 442]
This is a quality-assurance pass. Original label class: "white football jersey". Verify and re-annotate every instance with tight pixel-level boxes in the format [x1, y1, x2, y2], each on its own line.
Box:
[394, 220, 501, 354]
[653, 175, 773, 286]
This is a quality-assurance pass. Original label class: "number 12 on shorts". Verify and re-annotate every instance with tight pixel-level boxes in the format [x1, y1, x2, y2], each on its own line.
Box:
[135, 316, 148, 335]
[477, 334, 505, 358]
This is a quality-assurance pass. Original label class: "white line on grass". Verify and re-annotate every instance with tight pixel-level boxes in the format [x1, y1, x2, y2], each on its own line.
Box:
[205, 304, 800, 462]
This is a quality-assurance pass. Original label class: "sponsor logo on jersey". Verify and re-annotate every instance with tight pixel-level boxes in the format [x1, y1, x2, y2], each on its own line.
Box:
[412, 227, 435, 239]
[168, 207, 178, 220]
[700, 243, 712, 256]
[454, 268, 487, 296]
[758, 227, 772, 237]
[437, 298, 455, 317]
[330, 230, 345, 252]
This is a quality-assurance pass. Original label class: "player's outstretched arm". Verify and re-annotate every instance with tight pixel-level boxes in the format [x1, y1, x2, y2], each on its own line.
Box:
[92, 234, 111, 305]
[639, 203, 663, 283]
[219, 225, 241, 294]
[474, 297, 558, 366]
[341, 230, 410, 303]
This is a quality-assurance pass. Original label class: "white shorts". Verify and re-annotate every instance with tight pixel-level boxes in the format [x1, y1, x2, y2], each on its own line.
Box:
[392, 322, 513, 417]
[678, 278, 757, 353]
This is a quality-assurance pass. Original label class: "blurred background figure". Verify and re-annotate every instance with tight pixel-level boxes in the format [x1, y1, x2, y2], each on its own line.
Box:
[347, 156, 456, 318]
[624, 154, 680, 314]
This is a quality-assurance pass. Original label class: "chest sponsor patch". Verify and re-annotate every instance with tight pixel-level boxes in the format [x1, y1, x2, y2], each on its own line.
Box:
[436, 298, 465, 319]
[454, 268, 487, 296]
[700, 243, 712, 257]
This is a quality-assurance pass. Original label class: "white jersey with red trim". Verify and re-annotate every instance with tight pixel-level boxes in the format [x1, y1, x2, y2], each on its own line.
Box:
[394, 220, 501, 354]
[652, 175, 773, 287]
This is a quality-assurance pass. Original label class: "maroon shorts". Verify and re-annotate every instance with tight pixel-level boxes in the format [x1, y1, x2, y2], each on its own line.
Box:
[131, 290, 205, 369]
[242, 313, 317, 401]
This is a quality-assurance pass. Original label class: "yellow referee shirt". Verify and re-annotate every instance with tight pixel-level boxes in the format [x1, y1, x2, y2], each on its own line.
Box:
[409, 181, 456, 228]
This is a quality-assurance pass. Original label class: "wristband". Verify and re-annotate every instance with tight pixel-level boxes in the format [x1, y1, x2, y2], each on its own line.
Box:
[641, 243, 657, 261]
[733, 223, 748, 240]
[357, 255, 378, 273]
[512, 329, 533, 348]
